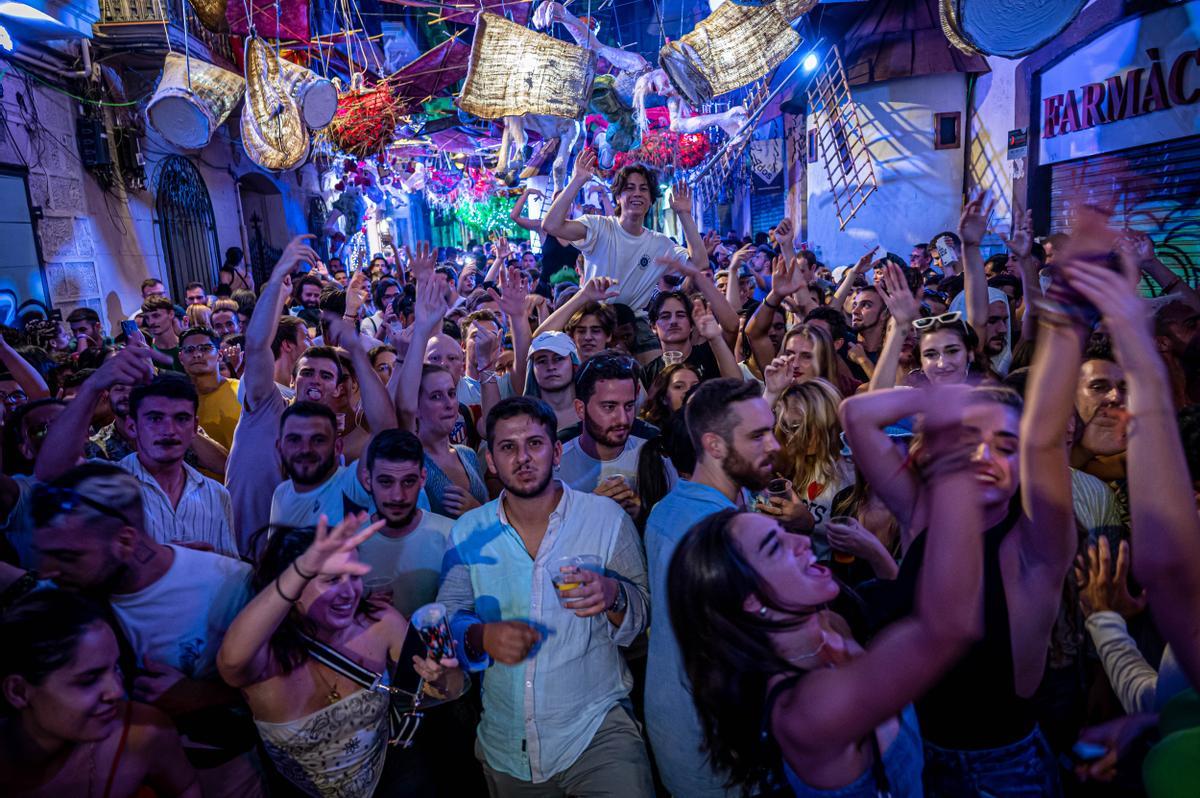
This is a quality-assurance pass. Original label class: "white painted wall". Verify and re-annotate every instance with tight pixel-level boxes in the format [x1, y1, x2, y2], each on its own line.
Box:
[807, 72, 967, 268]
[0, 67, 315, 334]
[967, 57, 1019, 231]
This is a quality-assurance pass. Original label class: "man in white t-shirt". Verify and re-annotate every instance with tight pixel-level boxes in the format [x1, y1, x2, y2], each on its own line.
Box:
[553, 351, 644, 518]
[355, 429, 453, 617]
[32, 463, 265, 798]
[542, 150, 706, 323]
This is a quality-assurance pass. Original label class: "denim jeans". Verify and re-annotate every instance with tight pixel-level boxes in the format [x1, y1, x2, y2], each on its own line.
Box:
[922, 726, 1062, 798]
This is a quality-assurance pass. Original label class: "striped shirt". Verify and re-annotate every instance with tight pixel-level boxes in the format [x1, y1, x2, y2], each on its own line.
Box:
[118, 453, 239, 557]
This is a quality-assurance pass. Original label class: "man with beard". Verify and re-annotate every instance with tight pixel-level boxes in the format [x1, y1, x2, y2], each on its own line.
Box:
[1155, 300, 1200, 405]
[556, 351, 645, 518]
[268, 401, 373, 528]
[1072, 341, 1129, 482]
[66, 307, 108, 352]
[229, 235, 396, 548]
[36, 363, 239, 557]
[289, 274, 324, 328]
[355, 429, 453, 617]
[643, 378, 794, 798]
[30, 463, 265, 798]
[438, 396, 653, 795]
[847, 285, 888, 380]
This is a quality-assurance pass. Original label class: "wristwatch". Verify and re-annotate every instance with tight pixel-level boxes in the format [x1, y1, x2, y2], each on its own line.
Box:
[607, 581, 628, 615]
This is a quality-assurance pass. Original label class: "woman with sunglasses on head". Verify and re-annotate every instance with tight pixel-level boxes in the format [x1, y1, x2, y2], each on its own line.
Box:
[218, 514, 457, 798]
[1, 589, 201, 798]
[668, 385, 986, 797]
[841, 271, 1083, 794]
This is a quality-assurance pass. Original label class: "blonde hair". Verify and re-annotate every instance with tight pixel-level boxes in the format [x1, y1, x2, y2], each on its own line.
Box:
[781, 323, 838, 383]
[773, 378, 844, 489]
[185, 303, 212, 329]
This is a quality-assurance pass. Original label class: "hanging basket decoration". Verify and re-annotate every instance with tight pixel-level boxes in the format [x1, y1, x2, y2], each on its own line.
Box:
[241, 36, 309, 172]
[457, 12, 597, 120]
[146, 53, 245, 151]
[322, 77, 408, 159]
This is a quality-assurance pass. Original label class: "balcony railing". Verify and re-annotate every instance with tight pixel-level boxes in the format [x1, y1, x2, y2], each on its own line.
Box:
[95, 0, 235, 65]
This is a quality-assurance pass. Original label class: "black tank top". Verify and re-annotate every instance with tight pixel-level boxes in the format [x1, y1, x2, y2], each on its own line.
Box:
[540, 236, 580, 283]
[885, 497, 1036, 749]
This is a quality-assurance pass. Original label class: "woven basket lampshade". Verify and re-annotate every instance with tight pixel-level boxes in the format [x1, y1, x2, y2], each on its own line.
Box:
[659, 0, 815, 106]
[241, 37, 310, 172]
[189, 0, 227, 31]
[146, 53, 245, 150]
[457, 12, 597, 120]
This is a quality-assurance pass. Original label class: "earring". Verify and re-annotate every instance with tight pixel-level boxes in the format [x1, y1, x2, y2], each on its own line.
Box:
[758, 606, 768, 617]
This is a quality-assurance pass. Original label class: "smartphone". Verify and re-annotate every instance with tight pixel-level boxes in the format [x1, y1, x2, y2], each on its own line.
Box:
[1072, 742, 1108, 762]
[120, 319, 140, 338]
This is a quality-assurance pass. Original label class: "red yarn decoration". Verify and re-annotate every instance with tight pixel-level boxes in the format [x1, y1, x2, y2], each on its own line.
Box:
[325, 80, 406, 158]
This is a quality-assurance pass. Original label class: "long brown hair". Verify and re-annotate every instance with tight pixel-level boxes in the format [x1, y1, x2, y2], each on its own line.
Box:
[782, 323, 838, 383]
[773, 378, 844, 489]
[640, 363, 700, 429]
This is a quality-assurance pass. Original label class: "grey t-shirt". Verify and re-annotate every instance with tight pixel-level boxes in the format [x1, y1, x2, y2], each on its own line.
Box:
[356, 510, 454, 618]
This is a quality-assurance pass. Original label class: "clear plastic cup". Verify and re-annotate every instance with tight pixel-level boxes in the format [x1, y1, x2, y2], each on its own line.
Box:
[662, 350, 685, 366]
[827, 515, 857, 564]
[550, 555, 602, 607]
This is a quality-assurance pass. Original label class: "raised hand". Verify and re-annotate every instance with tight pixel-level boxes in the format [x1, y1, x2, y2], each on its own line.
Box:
[772, 218, 795, 251]
[581, 276, 620, 303]
[492, 265, 528, 321]
[321, 312, 362, 353]
[414, 274, 450, 333]
[853, 245, 880, 275]
[572, 149, 598, 183]
[345, 270, 370, 318]
[92, 345, 155, 389]
[1000, 208, 1033, 260]
[405, 241, 436, 284]
[729, 243, 756, 269]
[763, 353, 796, 397]
[669, 182, 693, 217]
[877, 262, 919, 325]
[294, 513, 384, 579]
[1075, 537, 1147, 618]
[770, 255, 804, 298]
[491, 234, 512, 263]
[272, 234, 319, 281]
[958, 191, 996, 247]
[694, 305, 722, 341]
[655, 254, 702, 281]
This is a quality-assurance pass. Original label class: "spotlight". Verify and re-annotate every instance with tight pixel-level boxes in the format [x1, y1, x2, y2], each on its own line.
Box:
[0, 24, 11, 52]
[802, 53, 819, 73]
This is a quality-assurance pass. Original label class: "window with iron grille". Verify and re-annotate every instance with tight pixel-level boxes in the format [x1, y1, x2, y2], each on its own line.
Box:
[154, 156, 220, 300]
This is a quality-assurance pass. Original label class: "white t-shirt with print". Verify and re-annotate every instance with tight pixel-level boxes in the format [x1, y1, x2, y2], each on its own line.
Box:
[357, 510, 454, 618]
[573, 215, 689, 313]
[109, 544, 252, 679]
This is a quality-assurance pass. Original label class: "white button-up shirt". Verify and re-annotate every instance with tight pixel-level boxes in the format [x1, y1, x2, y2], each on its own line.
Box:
[118, 453, 239, 557]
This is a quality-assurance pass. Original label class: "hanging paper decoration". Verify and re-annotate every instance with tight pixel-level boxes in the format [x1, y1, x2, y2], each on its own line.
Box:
[146, 53, 244, 151]
[189, 0, 228, 31]
[227, 0, 309, 40]
[322, 76, 407, 158]
[241, 37, 310, 171]
[278, 59, 338, 130]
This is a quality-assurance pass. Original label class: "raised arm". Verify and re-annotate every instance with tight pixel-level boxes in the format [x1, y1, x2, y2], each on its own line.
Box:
[832, 247, 878, 313]
[1120, 231, 1200, 310]
[324, 314, 398, 434]
[959, 193, 994, 337]
[509, 188, 544, 234]
[494, 265, 531, 398]
[1000, 208, 1040, 342]
[35, 347, 154, 482]
[775, 394, 983, 755]
[657, 253, 740, 337]
[218, 514, 381, 688]
[745, 257, 800, 370]
[0, 336, 49, 401]
[695, 304, 742, 380]
[532, 276, 619, 338]
[395, 272, 449, 432]
[838, 388, 923, 529]
[542, 150, 594, 242]
[244, 236, 318, 409]
[869, 263, 920, 392]
[1064, 241, 1200, 690]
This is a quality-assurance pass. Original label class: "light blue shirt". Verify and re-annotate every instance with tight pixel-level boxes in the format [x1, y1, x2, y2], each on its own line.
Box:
[436, 482, 649, 783]
[644, 479, 741, 798]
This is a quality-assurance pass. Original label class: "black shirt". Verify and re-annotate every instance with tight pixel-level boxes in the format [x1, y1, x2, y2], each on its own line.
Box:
[640, 341, 721, 390]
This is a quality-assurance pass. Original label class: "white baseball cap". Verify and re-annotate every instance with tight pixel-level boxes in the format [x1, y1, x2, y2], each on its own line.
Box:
[530, 331, 579, 364]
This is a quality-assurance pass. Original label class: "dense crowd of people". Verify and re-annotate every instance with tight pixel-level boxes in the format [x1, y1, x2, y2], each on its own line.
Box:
[1, 151, 1198, 798]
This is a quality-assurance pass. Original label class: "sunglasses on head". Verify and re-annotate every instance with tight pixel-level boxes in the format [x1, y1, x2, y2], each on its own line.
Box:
[575, 353, 637, 383]
[911, 311, 965, 332]
[32, 485, 134, 528]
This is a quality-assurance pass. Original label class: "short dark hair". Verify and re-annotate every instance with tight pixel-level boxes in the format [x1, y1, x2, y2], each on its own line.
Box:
[140, 295, 173, 315]
[368, 344, 395, 365]
[0, 590, 111, 689]
[685, 378, 762, 452]
[224, 246, 243, 266]
[804, 306, 849, 342]
[460, 309, 500, 340]
[485, 396, 558, 445]
[611, 163, 661, 217]
[232, 289, 256, 313]
[574, 350, 640, 404]
[140, 278, 164, 292]
[272, 316, 306, 358]
[648, 291, 693, 325]
[294, 275, 323, 299]
[988, 273, 1023, 302]
[66, 308, 100, 324]
[1083, 338, 1116, 364]
[931, 231, 962, 249]
[297, 345, 345, 383]
[130, 373, 198, 418]
[366, 428, 424, 471]
[185, 282, 205, 293]
[179, 327, 220, 347]
[318, 285, 346, 316]
[280, 400, 337, 435]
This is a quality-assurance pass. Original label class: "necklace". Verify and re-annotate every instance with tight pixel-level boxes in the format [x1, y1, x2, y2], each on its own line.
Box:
[315, 665, 342, 705]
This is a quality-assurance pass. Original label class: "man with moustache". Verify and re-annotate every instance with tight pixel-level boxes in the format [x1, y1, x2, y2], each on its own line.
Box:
[30, 463, 265, 798]
[1072, 341, 1129, 482]
[36, 361, 239, 557]
[643, 378, 810, 798]
[555, 351, 645, 518]
[355, 429, 453, 617]
[847, 285, 888, 380]
[438, 397, 653, 796]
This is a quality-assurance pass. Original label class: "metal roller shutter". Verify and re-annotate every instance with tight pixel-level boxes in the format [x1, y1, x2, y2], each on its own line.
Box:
[1048, 135, 1200, 295]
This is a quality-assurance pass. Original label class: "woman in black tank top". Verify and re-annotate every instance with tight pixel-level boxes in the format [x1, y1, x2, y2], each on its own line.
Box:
[841, 316, 1086, 797]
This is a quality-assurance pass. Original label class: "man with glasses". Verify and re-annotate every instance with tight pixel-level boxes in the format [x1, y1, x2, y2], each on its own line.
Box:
[30, 462, 265, 798]
[179, 327, 240, 450]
